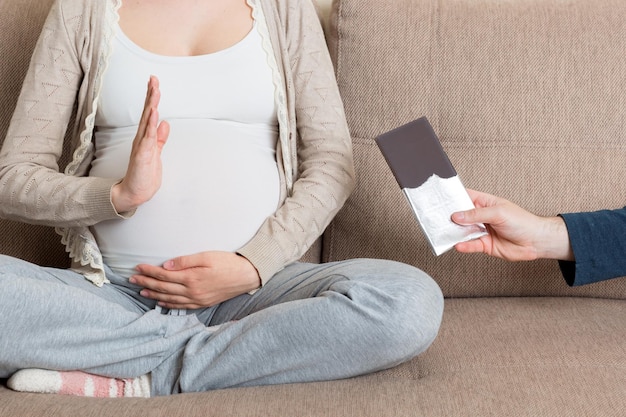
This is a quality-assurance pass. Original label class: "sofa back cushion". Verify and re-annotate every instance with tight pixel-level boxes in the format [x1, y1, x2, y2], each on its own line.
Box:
[324, 0, 626, 298]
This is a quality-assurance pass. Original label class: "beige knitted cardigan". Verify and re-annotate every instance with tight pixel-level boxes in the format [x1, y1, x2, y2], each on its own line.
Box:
[0, 0, 354, 286]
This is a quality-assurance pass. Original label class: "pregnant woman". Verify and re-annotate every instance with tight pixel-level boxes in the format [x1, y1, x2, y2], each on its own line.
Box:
[0, 0, 443, 397]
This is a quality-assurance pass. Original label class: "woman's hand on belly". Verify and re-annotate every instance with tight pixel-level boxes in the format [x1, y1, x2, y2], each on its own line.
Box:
[129, 251, 261, 309]
[111, 76, 171, 214]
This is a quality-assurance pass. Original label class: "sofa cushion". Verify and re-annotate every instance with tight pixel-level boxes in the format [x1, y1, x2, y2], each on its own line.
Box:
[2, 297, 625, 417]
[325, 0, 626, 298]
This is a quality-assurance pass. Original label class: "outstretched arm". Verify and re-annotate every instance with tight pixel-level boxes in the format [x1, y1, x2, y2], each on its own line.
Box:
[452, 189, 626, 286]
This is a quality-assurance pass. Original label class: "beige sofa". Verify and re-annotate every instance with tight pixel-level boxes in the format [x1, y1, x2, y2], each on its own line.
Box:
[2, 0, 626, 415]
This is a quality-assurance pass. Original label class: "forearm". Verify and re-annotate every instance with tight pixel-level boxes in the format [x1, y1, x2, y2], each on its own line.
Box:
[0, 163, 121, 227]
[0, 0, 122, 227]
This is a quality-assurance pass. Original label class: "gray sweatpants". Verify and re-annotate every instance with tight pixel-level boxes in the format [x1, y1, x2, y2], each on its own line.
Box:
[0, 254, 443, 396]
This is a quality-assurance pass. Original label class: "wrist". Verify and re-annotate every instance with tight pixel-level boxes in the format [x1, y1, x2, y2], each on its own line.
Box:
[536, 216, 574, 261]
[110, 182, 138, 214]
[237, 253, 262, 291]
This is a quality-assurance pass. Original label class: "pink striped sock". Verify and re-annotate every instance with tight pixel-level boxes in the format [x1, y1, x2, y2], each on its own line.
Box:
[7, 369, 151, 398]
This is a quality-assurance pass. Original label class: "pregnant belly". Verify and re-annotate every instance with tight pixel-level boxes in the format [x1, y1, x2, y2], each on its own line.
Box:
[90, 119, 280, 278]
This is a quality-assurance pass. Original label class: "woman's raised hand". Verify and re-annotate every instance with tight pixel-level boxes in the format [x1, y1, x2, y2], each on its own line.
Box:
[111, 76, 170, 213]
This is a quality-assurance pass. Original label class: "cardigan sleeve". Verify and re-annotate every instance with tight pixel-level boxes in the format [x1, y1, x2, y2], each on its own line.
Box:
[0, 0, 120, 228]
[558, 207, 626, 286]
[237, 0, 355, 284]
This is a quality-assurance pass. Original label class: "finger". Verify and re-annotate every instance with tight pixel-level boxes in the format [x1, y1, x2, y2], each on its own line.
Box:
[468, 189, 507, 210]
[451, 207, 482, 225]
[163, 252, 209, 271]
[454, 204, 505, 226]
[145, 107, 159, 143]
[133, 265, 186, 285]
[132, 274, 187, 295]
[156, 120, 170, 149]
[136, 77, 155, 139]
[453, 190, 490, 224]
[465, 189, 485, 205]
[140, 289, 193, 307]
[137, 76, 161, 140]
[136, 283, 203, 309]
[465, 188, 479, 199]
[451, 210, 470, 225]
[454, 238, 487, 254]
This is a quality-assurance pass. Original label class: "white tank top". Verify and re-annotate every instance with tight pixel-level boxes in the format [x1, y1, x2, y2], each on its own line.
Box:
[90, 23, 280, 279]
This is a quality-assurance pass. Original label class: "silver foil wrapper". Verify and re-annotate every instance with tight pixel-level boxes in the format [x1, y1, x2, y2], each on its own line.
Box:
[403, 174, 488, 256]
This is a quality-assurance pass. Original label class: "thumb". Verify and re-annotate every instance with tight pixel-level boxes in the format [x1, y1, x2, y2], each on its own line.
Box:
[163, 252, 205, 271]
[163, 257, 186, 271]
[451, 209, 478, 225]
[156, 120, 170, 148]
[452, 206, 499, 226]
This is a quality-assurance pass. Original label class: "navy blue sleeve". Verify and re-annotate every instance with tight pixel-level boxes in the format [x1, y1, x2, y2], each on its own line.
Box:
[557, 207, 626, 286]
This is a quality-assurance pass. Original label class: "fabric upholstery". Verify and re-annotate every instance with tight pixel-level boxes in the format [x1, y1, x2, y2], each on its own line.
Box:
[325, 0, 626, 298]
[1, 0, 625, 415]
[2, 298, 625, 416]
